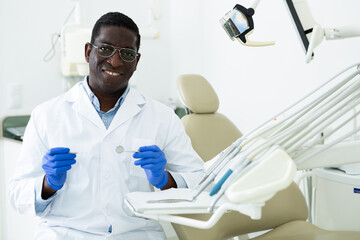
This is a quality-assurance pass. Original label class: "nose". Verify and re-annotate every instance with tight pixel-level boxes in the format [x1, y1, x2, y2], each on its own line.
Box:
[106, 50, 124, 67]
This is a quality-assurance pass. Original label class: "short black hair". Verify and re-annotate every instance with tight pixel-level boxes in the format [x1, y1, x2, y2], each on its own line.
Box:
[91, 12, 141, 51]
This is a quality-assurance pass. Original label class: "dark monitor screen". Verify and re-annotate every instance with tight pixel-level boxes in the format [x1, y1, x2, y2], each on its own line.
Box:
[285, 0, 311, 54]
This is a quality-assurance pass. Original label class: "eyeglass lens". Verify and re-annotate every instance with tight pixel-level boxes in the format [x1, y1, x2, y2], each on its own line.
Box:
[95, 44, 137, 62]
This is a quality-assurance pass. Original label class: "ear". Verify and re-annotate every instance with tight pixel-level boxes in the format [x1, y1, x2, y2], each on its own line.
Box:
[133, 53, 141, 71]
[85, 42, 91, 63]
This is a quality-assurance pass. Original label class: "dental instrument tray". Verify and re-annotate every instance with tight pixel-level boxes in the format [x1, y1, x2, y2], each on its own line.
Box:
[125, 189, 214, 214]
[124, 146, 297, 229]
[125, 188, 264, 229]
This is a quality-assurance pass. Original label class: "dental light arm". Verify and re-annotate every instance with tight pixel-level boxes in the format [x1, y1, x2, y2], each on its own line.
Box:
[305, 23, 360, 63]
[285, 0, 360, 63]
[284, 0, 360, 63]
[325, 25, 360, 40]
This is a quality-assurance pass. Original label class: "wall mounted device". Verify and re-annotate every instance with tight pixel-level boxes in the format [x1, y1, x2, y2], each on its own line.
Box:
[61, 25, 91, 76]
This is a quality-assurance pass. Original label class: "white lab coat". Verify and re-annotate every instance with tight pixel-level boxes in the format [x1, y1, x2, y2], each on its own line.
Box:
[8, 82, 204, 240]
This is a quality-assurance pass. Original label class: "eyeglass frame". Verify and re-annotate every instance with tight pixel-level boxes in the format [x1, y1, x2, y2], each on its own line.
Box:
[89, 42, 139, 62]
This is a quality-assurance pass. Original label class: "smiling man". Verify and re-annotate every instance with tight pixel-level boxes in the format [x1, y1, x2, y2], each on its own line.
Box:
[9, 12, 204, 240]
[85, 15, 140, 113]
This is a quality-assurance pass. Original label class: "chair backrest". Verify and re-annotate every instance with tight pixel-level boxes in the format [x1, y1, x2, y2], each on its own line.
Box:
[172, 74, 309, 240]
[177, 74, 243, 161]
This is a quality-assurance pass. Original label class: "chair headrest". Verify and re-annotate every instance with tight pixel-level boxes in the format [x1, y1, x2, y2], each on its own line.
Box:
[177, 74, 219, 114]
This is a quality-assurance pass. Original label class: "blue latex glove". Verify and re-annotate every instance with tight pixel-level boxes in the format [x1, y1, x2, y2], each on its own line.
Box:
[133, 145, 168, 189]
[42, 147, 76, 191]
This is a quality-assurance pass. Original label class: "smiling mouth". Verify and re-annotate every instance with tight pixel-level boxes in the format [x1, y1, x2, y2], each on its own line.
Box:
[104, 70, 121, 76]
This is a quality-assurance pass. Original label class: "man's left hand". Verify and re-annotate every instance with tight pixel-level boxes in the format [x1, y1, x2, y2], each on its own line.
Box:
[133, 145, 168, 189]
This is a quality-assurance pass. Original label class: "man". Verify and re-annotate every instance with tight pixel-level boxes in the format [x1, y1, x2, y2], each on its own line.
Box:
[9, 12, 204, 239]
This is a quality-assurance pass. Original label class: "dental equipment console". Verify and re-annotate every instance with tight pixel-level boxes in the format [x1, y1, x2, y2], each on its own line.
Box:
[125, 62, 360, 229]
[220, 0, 360, 63]
[124, 0, 360, 230]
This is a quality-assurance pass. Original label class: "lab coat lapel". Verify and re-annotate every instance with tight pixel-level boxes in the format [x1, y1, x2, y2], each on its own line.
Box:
[66, 83, 106, 130]
[107, 88, 145, 133]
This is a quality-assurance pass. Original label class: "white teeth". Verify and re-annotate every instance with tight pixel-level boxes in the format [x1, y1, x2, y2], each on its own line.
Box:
[105, 70, 120, 76]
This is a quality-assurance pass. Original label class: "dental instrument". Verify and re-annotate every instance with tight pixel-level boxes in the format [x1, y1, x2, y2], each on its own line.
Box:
[115, 145, 139, 153]
[196, 138, 243, 186]
[147, 199, 194, 204]
[209, 154, 249, 197]
[191, 144, 241, 201]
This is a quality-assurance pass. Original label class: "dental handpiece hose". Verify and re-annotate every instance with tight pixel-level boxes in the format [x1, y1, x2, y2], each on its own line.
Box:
[191, 145, 242, 201]
[195, 138, 243, 187]
[209, 154, 251, 196]
[234, 65, 360, 149]
[208, 135, 274, 197]
[208, 158, 257, 212]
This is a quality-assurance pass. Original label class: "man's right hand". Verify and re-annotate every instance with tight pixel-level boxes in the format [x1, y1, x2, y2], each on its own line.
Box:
[42, 147, 76, 191]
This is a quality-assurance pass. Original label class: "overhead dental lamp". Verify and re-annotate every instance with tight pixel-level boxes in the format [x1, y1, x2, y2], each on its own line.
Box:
[221, 0, 360, 63]
[220, 2, 275, 47]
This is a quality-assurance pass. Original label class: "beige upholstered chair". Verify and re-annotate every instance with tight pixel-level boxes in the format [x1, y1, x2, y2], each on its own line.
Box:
[176, 74, 242, 162]
[172, 74, 360, 240]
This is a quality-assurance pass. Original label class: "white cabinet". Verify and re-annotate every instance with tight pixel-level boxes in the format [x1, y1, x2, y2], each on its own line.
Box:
[0, 139, 39, 240]
[312, 168, 360, 231]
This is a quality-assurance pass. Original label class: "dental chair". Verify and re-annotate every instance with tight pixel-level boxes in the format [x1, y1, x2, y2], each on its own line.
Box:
[172, 74, 360, 240]
[176, 74, 242, 161]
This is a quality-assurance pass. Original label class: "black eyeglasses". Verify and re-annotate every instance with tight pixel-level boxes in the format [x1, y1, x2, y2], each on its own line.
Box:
[90, 43, 139, 62]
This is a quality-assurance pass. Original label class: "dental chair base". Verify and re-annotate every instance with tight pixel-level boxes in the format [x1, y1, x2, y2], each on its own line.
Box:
[253, 220, 360, 240]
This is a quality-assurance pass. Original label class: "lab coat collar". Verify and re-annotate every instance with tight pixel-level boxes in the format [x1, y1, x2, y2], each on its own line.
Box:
[107, 88, 145, 133]
[65, 82, 105, 129]
[65, 82, 145, 132]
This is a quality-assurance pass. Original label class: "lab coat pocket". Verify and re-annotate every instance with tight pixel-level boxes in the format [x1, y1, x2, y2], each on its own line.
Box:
[49, 151, 95, 218]
[125, 138, 157, 192]
[126, 158, 151, 192]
